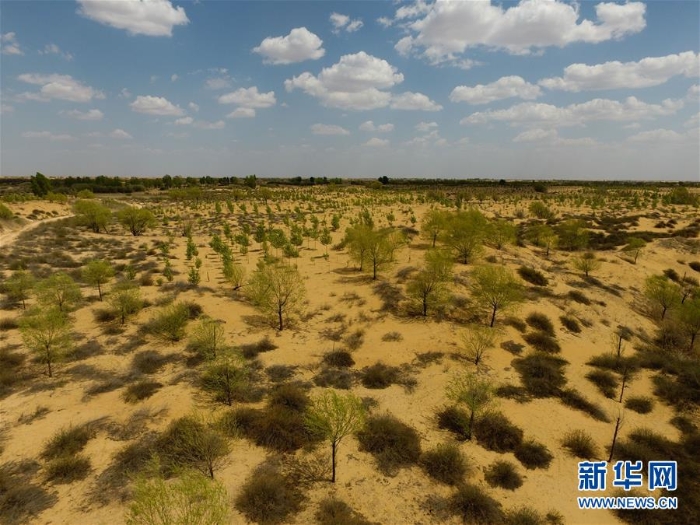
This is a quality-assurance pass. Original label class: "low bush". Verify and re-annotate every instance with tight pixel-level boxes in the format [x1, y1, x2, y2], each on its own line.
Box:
[122, 380, 162, 404]
[448, 484, 504, 524]
[361, 362, 400, 389]
[562, 430, 598, 459]
[514, 353, 568, 397]
[518, 266, 549, 286]
[568, 290, 591, 305]
[42, 425, 93, 460]
[484, 460, 523, 490]
[265, 365, 296, 383]
[45, 454, 91, 484]
[473, 412, 523, 453]
[131, 350, 168, 375]
[670, 415, 697, 435]
[316, 498, 375, 525]
[381, 331, 403, 342]
[0, 461, 57, 524]
[357, 414, 421, 476]
[344, 329, 365, 351]
[523, 332, 560, 353]
[504, 507, 564, 525]
[560, 316, 581, 333]
[663, 268, 680, 282]
[558, 388, 609, 422]
[420, 443, 467, 486]
[504, 317, 527, 333]
[235, 464, 304, 525]
[240, 336, 277, 359]
[268, 383, 309, 412]
[313, 367, 353, 389]
[144, 303, 190, 343]
[323, 350, 354, 368]
[514, 440, 553, 470]
[624, 396, 654, 414]
[0, 318, 19, 331]
[437, 406, 470, 441]
[585, 369, 618, 398]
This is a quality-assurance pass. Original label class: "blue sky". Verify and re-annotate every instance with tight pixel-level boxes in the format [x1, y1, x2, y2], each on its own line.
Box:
[1, 0, 698, 180]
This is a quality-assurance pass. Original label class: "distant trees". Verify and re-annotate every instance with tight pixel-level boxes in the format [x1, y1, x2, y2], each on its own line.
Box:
[471, 265, 524, 327]
[82, 260, 115, 301]
[35, 272, 82, 312]
[406, 249, 453, 316]
[644, 275, 681, 320]
[247, 262, 305, 330]
[19, 307, 72, 378]
[73, 200, 112, 233]
[117, 207, 156, 236]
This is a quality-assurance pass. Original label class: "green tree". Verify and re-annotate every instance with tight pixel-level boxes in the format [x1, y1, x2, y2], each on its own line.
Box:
[488, 220, 516, 250]
[247, 262, 305, 330]
[421, 209, 450, 248]
[107, 280, 142, 325]
[5, 269, 35, 309]
[406, 249, 453, 316]
[644, 275, 681, 320]
[30, 172, 52, 197]
[35, 272, 82, 312]
[678, 297, 700, 352]
[572, 251, 602, 277]
[19, 307, 72, 377]
[471, 265, 524, 327]
[189, 317, 226, 360]
[82, 260, 115, 301]
[444, 209, 488, 264]
[320, 227, 333, 255]
[446, 372, 494, 440]
[201, 348, 247, 406]
[557, 219, 589, 251]
[73, 200, 112, 233]
[623, 238, 646, 264]
[461, 324, 497, 367]
[305, 389, 366, 483]
[117, 207, 156, 236]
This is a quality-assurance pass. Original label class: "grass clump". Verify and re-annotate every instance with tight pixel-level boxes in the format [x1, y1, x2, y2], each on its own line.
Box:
[448, 484, 504, 524]
[484, 460, 523, 490]
[568, 290, 591, 305]
[322, 350, 354, 368]
[526, 312, 555, 335]
[357, 414, 421, 476]
[562, 430, 598, 459]
[45, 455, 91, 484]
[473, 412, 524, 453]
[360, 362, 400, 389]
[42, 424, 94, 460]
[420, 443, 468, 486]
[504, 507, 564, 525]
[235, 464, 304, 525]
[523, 332, 560, 353]
[122, 380, 162, 403]
[0, 461, 57, 525]
[560, 315, 581, 333]
[313, 367, 354, 389]
[315, 498, 376, 525]
[381, 331, 403, 342]
[513, 353, 568, 397]
[145, 302, 190, 343]
[585, 369, 618, 398]
[240, 336, 277, 359]
[514, 440, 553, 470]
[131, 350, 168, 375]
[518, 266, 549, 286]
[437, 406, 471, 441]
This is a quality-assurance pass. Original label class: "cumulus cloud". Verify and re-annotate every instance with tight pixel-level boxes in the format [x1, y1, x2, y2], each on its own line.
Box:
[540, 51, 700, 91]
[218, 86, 276, 108]
[59, 109, 104, 121]
[688, 84, 700, 100]
[1, 32, 23, 55]
[253, 27, 325, 65]
[285, 51, 403, 110]
[330, 13, 363, 33]
[395, 0, 646, 65]
[175, 117, 193, 125]
[76, 0, 189, 37]
[39, 43, 73, 60]
[205, 76, 232, 90]
[359, 121, 394, 132]
[462, 97, 684, 127]
[415, 121, 438, 132]
[513, 128, 597, 146]
[21, 131, 74, 141]
[450, 76, 541, 105]
[627, 128, 686, 142]
[110, 128, 133, 139]
[188, 102, 199, 112]
[17, 73, 105, 102]
[390, 91, 442, 111]
[130, 95, 184, 116]
[227, 107, 256, 119]
[363, 137, 389, 147]
[311, 123, 350, 135]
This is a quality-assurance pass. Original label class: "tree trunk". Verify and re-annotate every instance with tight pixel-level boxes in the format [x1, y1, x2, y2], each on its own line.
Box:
[467, 410, 474, 440]
[331, 442, 337, 483]
[490, 306, 497, 328]
[423, 296, 428, 317]
[608, 415, 622, 462]
[97, 282, 103, 301]
[278, 305, 284, 331]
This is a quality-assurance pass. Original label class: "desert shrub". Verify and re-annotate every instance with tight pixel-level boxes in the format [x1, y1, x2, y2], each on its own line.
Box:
[624, 396, 654, 414]
[268, 383, 309, 412]
[182, 300, 204, 319]
[525, 312, 555, 335]
[42, 424, 93, 460]
[145, 303, 190, 342]
[562, 430, 598, 459]
[614, 428, 675, 464]
[517, 267, 549, 286]
[44, 454, 91, 484]
[437, 406, 471, 441]
[420, 443, 467, 486]
[122, 380, 162, 403]
[448, 484, 504, 524]
[585, 369, 618, 398]
[323, 350, 354, 368]
[560, 316, 581, 333]
[689, 261, 700, 272]
[266, 365, 296, 383]
[240, 336, 277, 358]
[381, 331, 403, 342]
[414, 351, 444, 367]
[558, 388, 609, 422]
[344, 329, 365, 351]
[514, 353, 567, 397]
[0, 203, 13, 220]
[504, 316, 527, 333]
[504, 507, 564, 525]
[587, 353, 639, 375]
[357, 414, 421, 476]
[568, 290, 591, 305]
[473, 412, 523, 453]
[313, 367, 354, 389]
[361, 362, 400, 389]
[523, 332, 561, 353]
[484, 460, 523, 490]
[235, 464, 304, 525]
[315, 498, 375, 525]
[514, 440, 553, 470]
[131, 350, 168, 375]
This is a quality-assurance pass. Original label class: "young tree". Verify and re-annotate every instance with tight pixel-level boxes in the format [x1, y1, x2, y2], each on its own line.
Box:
[5, 269, 35, 309]
[623, 238, 646, 264]
[446, 371, 494, 440]
[320, 227, 333, 255]
[488, 220, 516, 250]
[201, 348, 247, 406]
[344, 224, 372, 272]
[35, 272, 82, 312]
[365, 229, 396, 280]
[305, 389, 366, 483]
[126, 466, 230, 525]
[421, 209, 449, 248]
[556, 219, 589, 251]
[678, 297, 700, 352]
[19, 307, 72, 377]
[117, 207, 156, 236]
[406, 249, 453, 317]
[222, 260, 246, 291]
[644, 275, 681, 320]
[189, 317, 226, 360]
[461, 325, 497, 367]
[73, 200, 112, 233]
[573, 251, 602, 277]
[247, 262, 305, 330]
[444, 209, 488, 264]
[471, 265, 524, 327]
[108, 280, 142, 325]
[82, 260, 115, 301]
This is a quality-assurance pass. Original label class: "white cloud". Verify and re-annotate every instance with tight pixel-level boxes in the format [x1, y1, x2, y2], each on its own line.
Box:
[462, 96, 684, 127]
[110, 128, 133, 140]
[171, 74, 178, 82]
[227, 107, 256, 119]
[194, 120, 225, 130]
[396, 0, 646, 65]
[688, 84, 700, 100]
[39, 43, 73, 60]
[330, 13, 363, 33]
[22, 131, 74, 141]
[390, 91, 442, 111]
[684, 112, 700, 128]
[17, 73, 105, 102]
[206, 76, 231, 90]
[359, 121, 393, 132]
[188, 102, 199, 112]
[253, 27, 325, 65]
[311, 123, 350, 135]
[59, 109, 104, 121]
[119, 88, 132, 99]
[540, 51, 700, 91]
[364, 137, 389, 147]
[415, 121, 438, 132]
[285, 52, 403, 110]
[175, 117, 194, 125]
[513, 128, 597, 146]
[627, 128, 685, 142]
[130, 95, 184, 116]
[450, 76, 541, 105]
[0, 103, 14, 114]
[150, 75, 159, 84]
[219, 86, 276, 108]
[1, 32, 23, 55]
[377, 17, 393, 28]
[76, 0, 189, 37]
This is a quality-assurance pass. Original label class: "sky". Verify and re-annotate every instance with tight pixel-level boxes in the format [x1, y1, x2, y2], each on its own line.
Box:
[0, 0, 699, 181]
